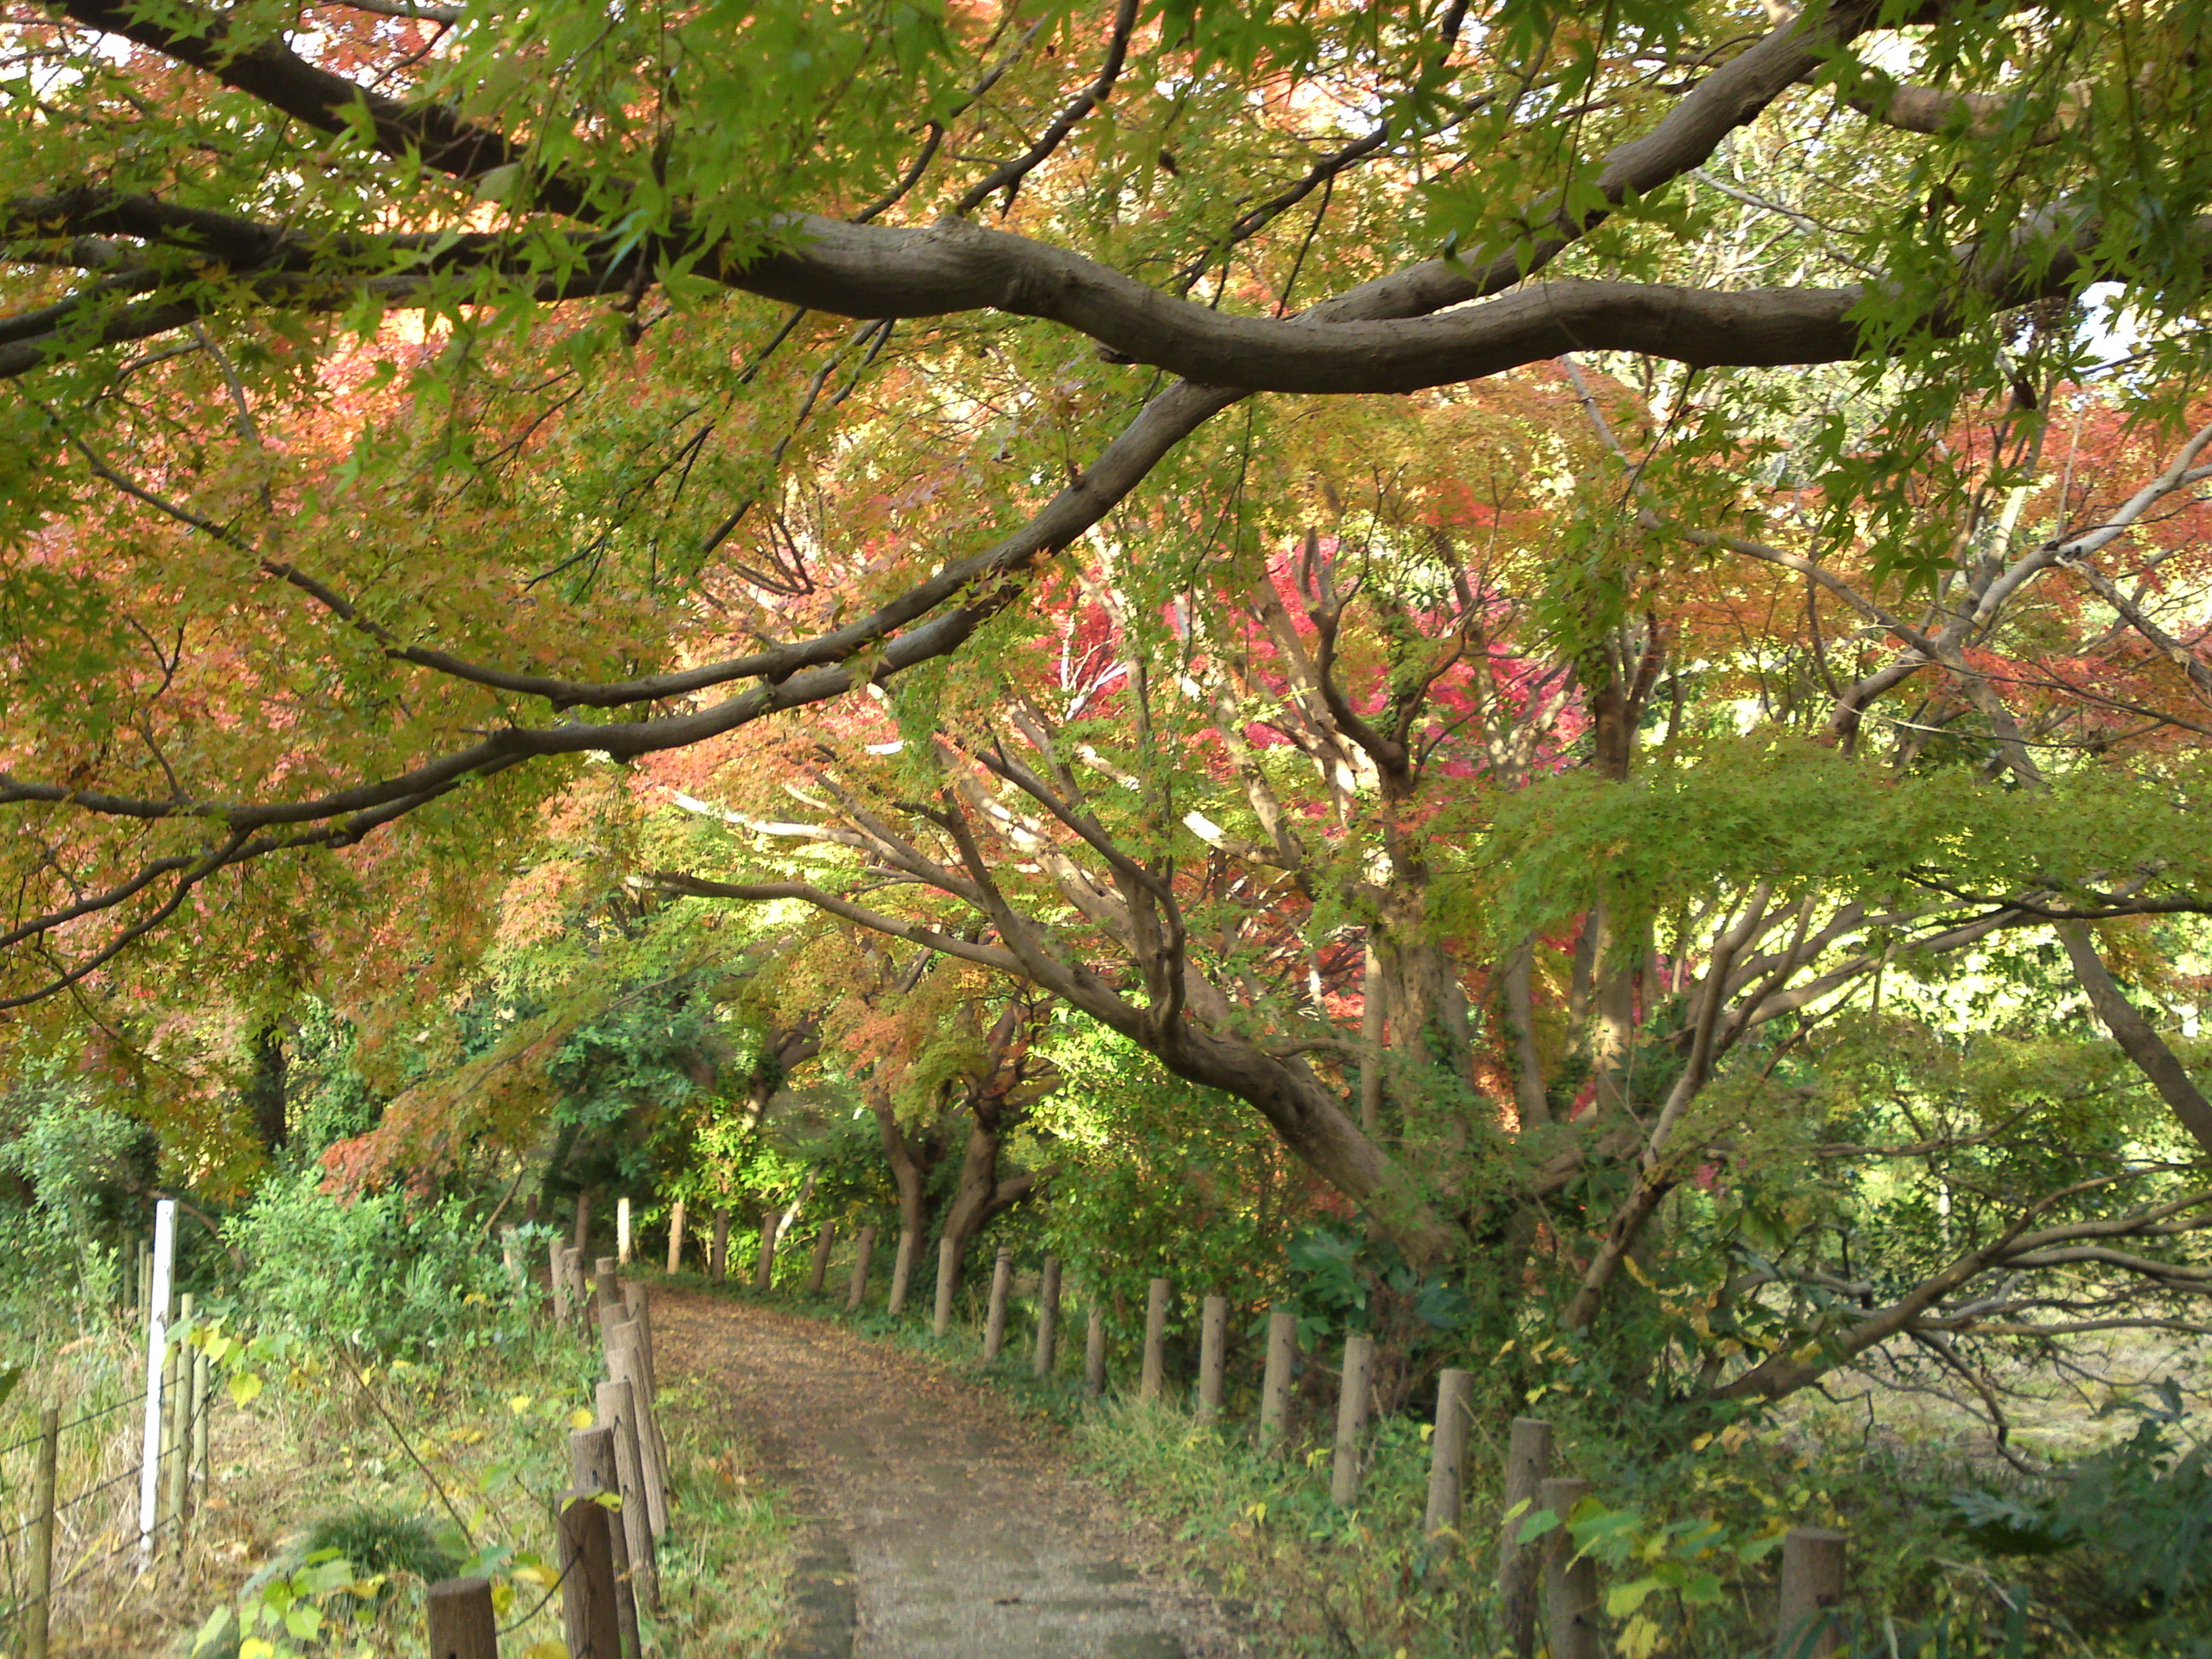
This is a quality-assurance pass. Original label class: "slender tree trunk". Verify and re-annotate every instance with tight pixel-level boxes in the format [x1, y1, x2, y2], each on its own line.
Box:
[1359, 943, 1387, 1136]
[931, 1099, 1037, 1302]
[2059, 922, 2212, 1159]
[870, 1088, 939, 1254]
[245, 1022, 288, 1154]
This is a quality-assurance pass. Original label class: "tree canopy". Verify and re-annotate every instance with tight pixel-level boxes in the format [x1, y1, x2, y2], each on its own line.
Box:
[9, 0, 2212, 1458]
[8, 0, 2212, 1000]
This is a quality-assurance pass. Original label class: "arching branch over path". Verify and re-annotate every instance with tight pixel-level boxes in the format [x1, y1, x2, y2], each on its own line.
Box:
[3, 0, 2207, 1000]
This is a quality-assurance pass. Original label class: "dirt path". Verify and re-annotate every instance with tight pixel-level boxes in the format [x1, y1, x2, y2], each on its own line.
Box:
[654, 1288, 1246, 1659]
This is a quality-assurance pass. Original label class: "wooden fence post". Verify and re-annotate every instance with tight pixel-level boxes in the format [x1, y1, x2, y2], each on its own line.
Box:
[1033, 1255, 1061, 1377]
[1084, 1302, 1108, 1396]
[616, 1196, 632, 1266]
[166, 1293, 195, 1537]
[1423, 1368, 1475, 1539]
[568, 1427, 639, 1659]
[887, 1227, 918, 1315]
[982, 1248, 1014, 1359]
[709, 1208, 730, 1283]
[1540, 1476, 1600, 1659]
[667, 1198, 686, 1273]
[550, 1236, 570, 1320]
[159, 1305, 185, 1550]
[26, 1405, 56, 1659]
[1777, 1528, 1848, 1658]
[931, 1234, 960, 1338]
[595, 1257, 620, 1315]
[572, 1190, 594, 1257]
[1138, 1278, 1170, 1403]
[189, 1336, 211, 1500]
[621, 1285, 661, 1404]
[597, 1377, 661, 1615]
[754, 1218, 777, 1292]
[1257, 1307, 1296, 1449]
[1499, 1416, 1554, 1659]
[556, 1492, 622, 1659]
[565, 1249, 588, 1319]
[1329, 1333, 1375, 1506]
[807, 1223, 836, 1295]
[1196, 1295, 1227, 1423]
[846, 1224, 877, 1310]
[617, 1286, 667, 1481]
[608, 1324, 671, 1539]
[425, 1576, 498, 1659]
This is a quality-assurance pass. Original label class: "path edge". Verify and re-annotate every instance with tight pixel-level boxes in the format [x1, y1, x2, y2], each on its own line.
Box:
[759, 1427, 858, 1659]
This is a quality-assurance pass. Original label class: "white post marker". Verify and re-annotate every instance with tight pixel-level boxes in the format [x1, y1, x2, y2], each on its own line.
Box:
[617, 1196, 632, 1266]
[137, 1198, 176, 1559]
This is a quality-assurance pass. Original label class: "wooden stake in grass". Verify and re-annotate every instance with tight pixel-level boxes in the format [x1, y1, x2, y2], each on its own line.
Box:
[1257, 1307, 1296, 1450]
[26, 1405, 55, 1659]
[1423, 1369, 1475, 1539]
[846, 1224, 877, 1310]
[616, 1196, 632, 1266]
[550, 1235, 570, 1320]
[1499, 1415, 1554, 1658]
[1033, 1255, 1061, 1377]
[425, 1576, 498, 1659]
[1329, 1333, 1375, 1506]
[667, 1198, 687, 1273]
[982, 1248, 1014, 1359]
[595, 1257, 620, 1315]
[1540, 1476, 1600, 1659]
[1084, 1301, 1108, 1397]
[608, 1324, 672, 1540]
[621, 1284, 661, 1417]
[166, 1291, 196, 1534]
[1777, 1528, 1848, 1658]
[754, 1217, 778, 1292]
[189, 1336, 211, 1504]
[565, 1248, 588, 1320]
[597, 1378, 661, 1615]
[615, 1291, 669, 1503]
[569, 1428, 638, 1659]
[1138, 1278, 1170, 1403]
[807, 1223, 836, 1295]
[888, 1227, 919, 1316]
[1196, 1295, 1228, 1423]
[710, 1208, 730, 1283]
[573, 1189, 594, 1256]
[557, 1491, 623, 1659]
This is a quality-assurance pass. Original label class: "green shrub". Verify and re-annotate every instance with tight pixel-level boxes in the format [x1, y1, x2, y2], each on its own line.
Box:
[224, 1172, 529, 1358]
[1947, 1384, 2212, 1653]
[303, 1504, 462, 1586]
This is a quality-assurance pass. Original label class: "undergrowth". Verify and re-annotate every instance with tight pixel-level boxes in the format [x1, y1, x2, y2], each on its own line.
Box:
[3, 1274, 794, 1656]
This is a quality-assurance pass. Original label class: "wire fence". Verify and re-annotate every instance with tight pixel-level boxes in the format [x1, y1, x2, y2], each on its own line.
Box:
[0, 1387, 148, 1462]
[4, 1230, 664, 1657]
[0, 1327, 216, 1654]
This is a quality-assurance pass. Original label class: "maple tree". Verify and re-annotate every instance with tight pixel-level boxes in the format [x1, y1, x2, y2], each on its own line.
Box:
[646, 369, 2212, 1406]
[5, 0, 2212, 1448]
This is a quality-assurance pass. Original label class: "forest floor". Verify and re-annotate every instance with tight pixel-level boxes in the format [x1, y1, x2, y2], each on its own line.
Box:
[653, 1285, 1251, 1659]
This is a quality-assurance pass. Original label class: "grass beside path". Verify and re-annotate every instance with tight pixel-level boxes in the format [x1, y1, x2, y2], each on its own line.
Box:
[0, 1299, 795, 1657]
